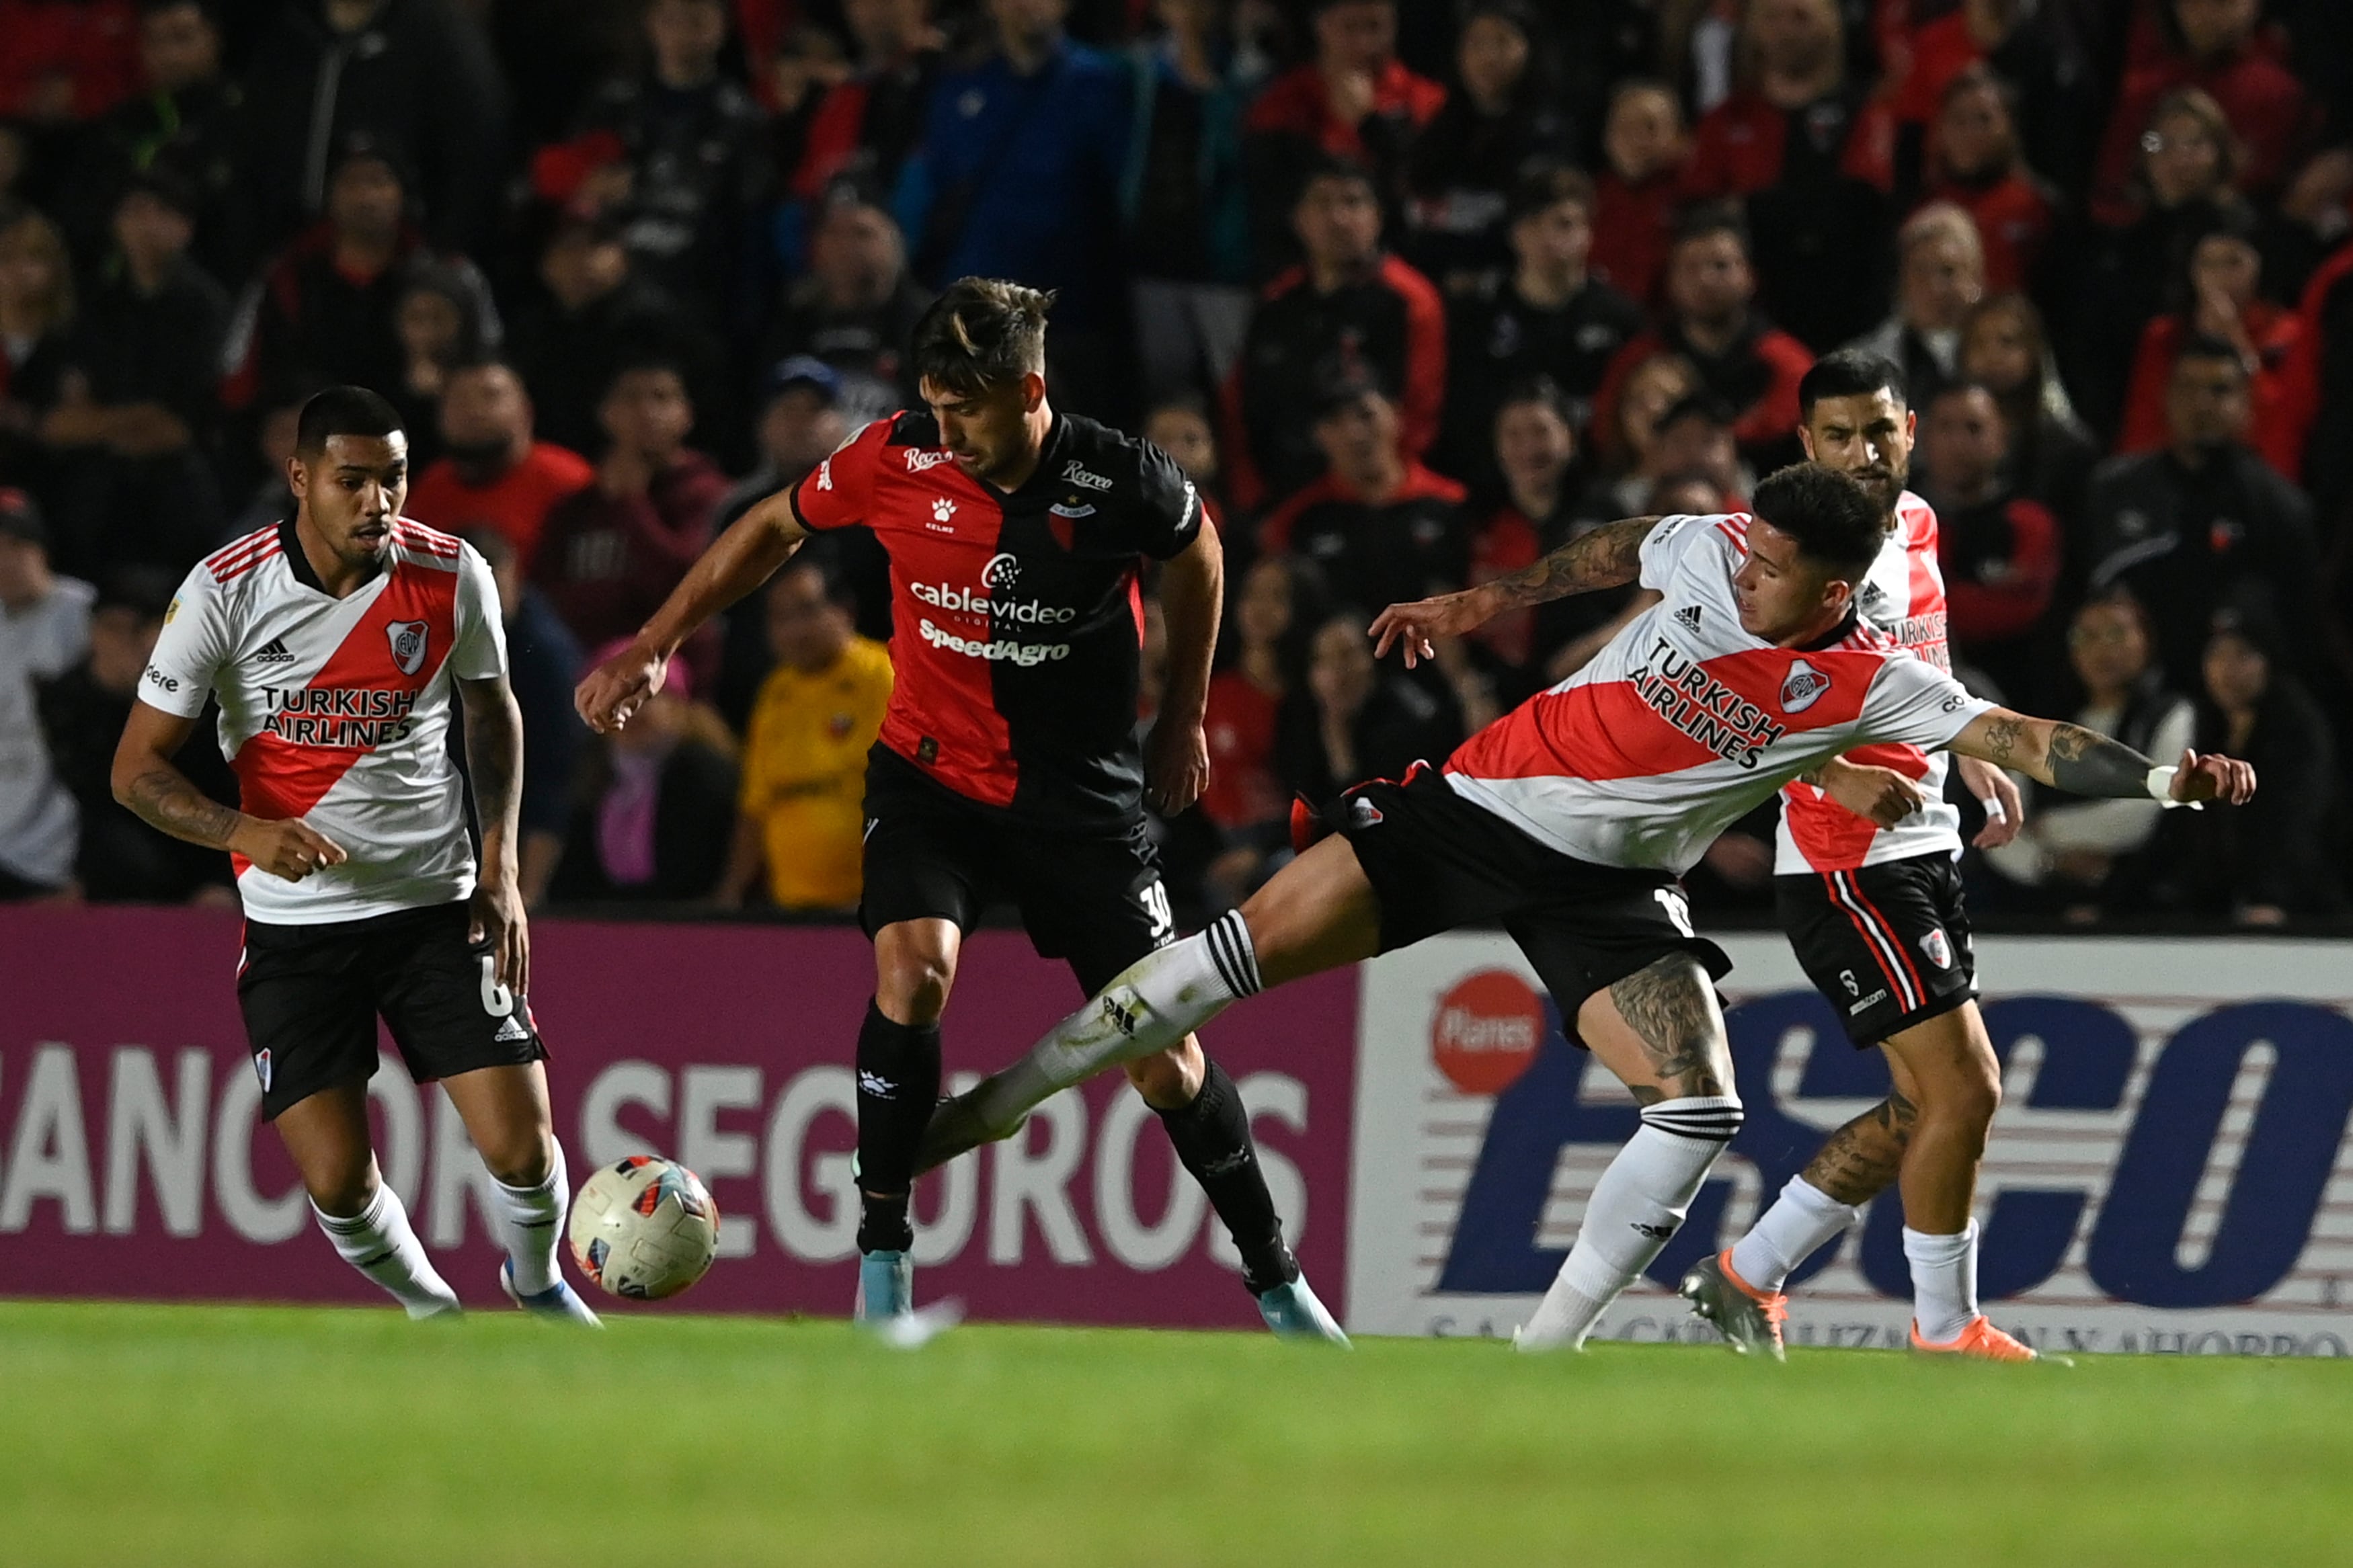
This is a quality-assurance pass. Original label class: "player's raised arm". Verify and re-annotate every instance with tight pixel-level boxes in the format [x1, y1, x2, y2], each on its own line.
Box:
[573, 483, 811, 733]
[1950, 709, 2257, 807]
[1370, 514, 1662, 667]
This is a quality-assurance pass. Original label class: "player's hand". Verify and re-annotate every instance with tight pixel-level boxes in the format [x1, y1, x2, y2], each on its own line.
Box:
[470, 876, 530, 997]
[1145, 716, 1210, 816]
[1818, 758, 1927, 827]
[1369, 587, 1498, 669]
[231, 817, 348, 882]
[2171, 748, 2256, 806]
[1956, 755, 2026, 849]
[575, 641, 668, 734]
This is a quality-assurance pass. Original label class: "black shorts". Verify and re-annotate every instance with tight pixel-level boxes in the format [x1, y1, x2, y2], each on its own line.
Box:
[1333, 768, 1730, 1032]
[237, 901, 547, 1120]
[859, 745, 1175, 993]
[1775, 855, 1978, 1047]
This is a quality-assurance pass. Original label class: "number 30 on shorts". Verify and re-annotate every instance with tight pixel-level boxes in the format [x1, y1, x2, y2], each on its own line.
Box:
[1140, 878, 1176, 944]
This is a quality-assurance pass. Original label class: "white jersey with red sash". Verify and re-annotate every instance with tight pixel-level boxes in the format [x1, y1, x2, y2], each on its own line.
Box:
[1442, 509, 1991, 875]
[1773, 490, 1965, 873]
[142, 517, 506, 923]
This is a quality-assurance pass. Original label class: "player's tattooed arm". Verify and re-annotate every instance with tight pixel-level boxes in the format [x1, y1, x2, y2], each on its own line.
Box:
[120, 763, 241, 848]
[1603, 954, 1732, 1102]
[1369, 516, 1661, 665]
[1950, 709, 2258, 804]
[112, 701, 346, 880]
[1803, 1091, 1919, 1205]
[458, 675, 530, 992]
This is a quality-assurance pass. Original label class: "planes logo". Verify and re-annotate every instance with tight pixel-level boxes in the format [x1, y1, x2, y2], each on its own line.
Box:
[1430, 970, 1545, 1096]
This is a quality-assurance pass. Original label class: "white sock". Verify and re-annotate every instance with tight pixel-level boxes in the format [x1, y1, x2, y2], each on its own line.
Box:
[1517, 1097, 1743, 1351]
[968, 911, 1261, 1133]
[1728, 1175, 1861, 1293]
[492, 1141, 569, 1296]
[1905, 1221, 1981, 1343]
[313, 1185, 462, 1319]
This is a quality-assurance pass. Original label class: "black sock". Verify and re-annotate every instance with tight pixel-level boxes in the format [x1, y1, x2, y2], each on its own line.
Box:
[854, 999, 941, 1255]
[1156, 1059, 1296, 1295]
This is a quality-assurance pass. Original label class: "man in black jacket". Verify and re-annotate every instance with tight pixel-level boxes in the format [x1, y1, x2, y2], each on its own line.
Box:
[2082, 337, 2329, 690]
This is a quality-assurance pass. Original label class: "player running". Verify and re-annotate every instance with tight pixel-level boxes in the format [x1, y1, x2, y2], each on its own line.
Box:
[913, 464, 2254, 1352]
[1676, 352, 2040, 1360]
[110, 386, 598, 1323]
[574, 280, 1343, 1340]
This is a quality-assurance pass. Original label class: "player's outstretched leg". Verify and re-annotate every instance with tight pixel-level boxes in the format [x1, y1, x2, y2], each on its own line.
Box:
[1516, 957, 1744, 1352]
[279, 1083, 462, 1319]
[444, 1063, 600, 1325]
[857, 921, 953, 1322]
[1130, 1042, 1347, 1344]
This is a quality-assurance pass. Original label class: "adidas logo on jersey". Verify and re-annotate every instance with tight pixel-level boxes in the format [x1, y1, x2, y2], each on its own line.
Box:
[254, 636, 295, 664]
[1674, 605, 1703, 631]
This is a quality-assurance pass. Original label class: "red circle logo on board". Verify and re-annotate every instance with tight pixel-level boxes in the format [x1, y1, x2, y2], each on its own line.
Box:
[1431, 970, 1546, 1095]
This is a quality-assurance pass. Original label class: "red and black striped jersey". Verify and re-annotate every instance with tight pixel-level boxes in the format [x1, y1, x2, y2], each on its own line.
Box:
[791, 410, 1203, 827]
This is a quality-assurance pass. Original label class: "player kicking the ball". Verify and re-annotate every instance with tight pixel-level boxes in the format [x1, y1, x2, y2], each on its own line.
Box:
[916, 464, 2254, 1351]
[110, 388, 597, 1323]
[575, 280, 1343, 1340]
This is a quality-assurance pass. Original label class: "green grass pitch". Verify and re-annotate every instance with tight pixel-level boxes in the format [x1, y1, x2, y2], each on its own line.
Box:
[2, 1303, 2346, 1567]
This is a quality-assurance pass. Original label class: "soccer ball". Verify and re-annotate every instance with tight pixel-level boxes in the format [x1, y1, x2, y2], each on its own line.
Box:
[568, 1155, 721, 1301]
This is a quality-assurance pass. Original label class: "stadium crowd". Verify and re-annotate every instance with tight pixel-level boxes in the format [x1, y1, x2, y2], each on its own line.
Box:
[1, 0, 2350, 928]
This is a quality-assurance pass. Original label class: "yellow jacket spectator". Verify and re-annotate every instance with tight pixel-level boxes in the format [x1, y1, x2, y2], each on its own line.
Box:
[719, 561, 892, 911]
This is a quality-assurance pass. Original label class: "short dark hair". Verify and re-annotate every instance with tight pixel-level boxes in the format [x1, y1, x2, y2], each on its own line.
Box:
[2172, 333, 2248, 376]
[910, 278, 1052, 396]
[1295, 154, 1378, 207]
[1657, 390, 1737, 434]
[774, 552, 854, 610]
[294, 386, 403, 456]
[1671, 200, 1749, 254]
[1798, 350, 1908, 418]
[1507, 161, 1595, 226]
[1749, 462, 1885, 583]
[1492, 373, 1574, 427]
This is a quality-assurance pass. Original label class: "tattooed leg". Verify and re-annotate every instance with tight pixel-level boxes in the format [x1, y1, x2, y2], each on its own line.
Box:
[1580, 954, 1734, 1102]
[1802, 1090, 1919, 1204]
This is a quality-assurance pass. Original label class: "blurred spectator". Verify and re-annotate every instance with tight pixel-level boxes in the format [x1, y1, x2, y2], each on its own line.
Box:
[2092, 0, 2317, 219]
[2069, 91, 2243, 435]
[1915, 380, 2060, 700]
[1436, 163, 1642, 484]
[0, 489, 91, 899]
[1142, 393, 1228, 529]
[1121, 0, 1265, 403]
[0, 206, 79, 512]
[1257, 376, 1466, 618]
[1583, 347, 1701, 507]
[227, 384, 308, 537]
[2295, 235, 2353, 524]
[387, 259, 496, 467]
[0, 0, 141, 126]
[2156, 606, 2343, 922]
[457, 528, 581, 908]
[1199, 553, 1317, 903]
[1589, 79, 1689, 308]
[532, 359, 727, 682]
[1983, 590, 2194, 917]
[38, 171, 229, 582]
[1917, 65, 2052, 296]
[788, 0, 943, 204]
[1643, 393, 1749, 509]
[1591, 204, 1814, 470]
[1959, 292, 2098, 519]
[895, 0, 1129, 356]
[1683, 0, 1896, 349]
[1274, 609, 1460, 804]
[550, 642, 737, 904]
[1242, 0, 1443, 247]
[539, 0, 772, 328]
[1400, 0, 1574, 293]
[762, 180, 929, 430]
[719, 357, 848, 526]
[239, 0, 510, 258]
[1225, 158, 1444, 507]
[221, 140, 500, 418]
[1840, 202, 1986, 414]
[2115, 203, 2309, 477]
[69, 0, 250, 286]
[2082, 337, 2328, 687]
[506, 206, 715, 458]
[34, 569, 235, 902]
[406, 358, 594, 571]
[761, 24, 851, 188]
[716, 560, 891, 911]
[1882, 0, 2087, 194]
